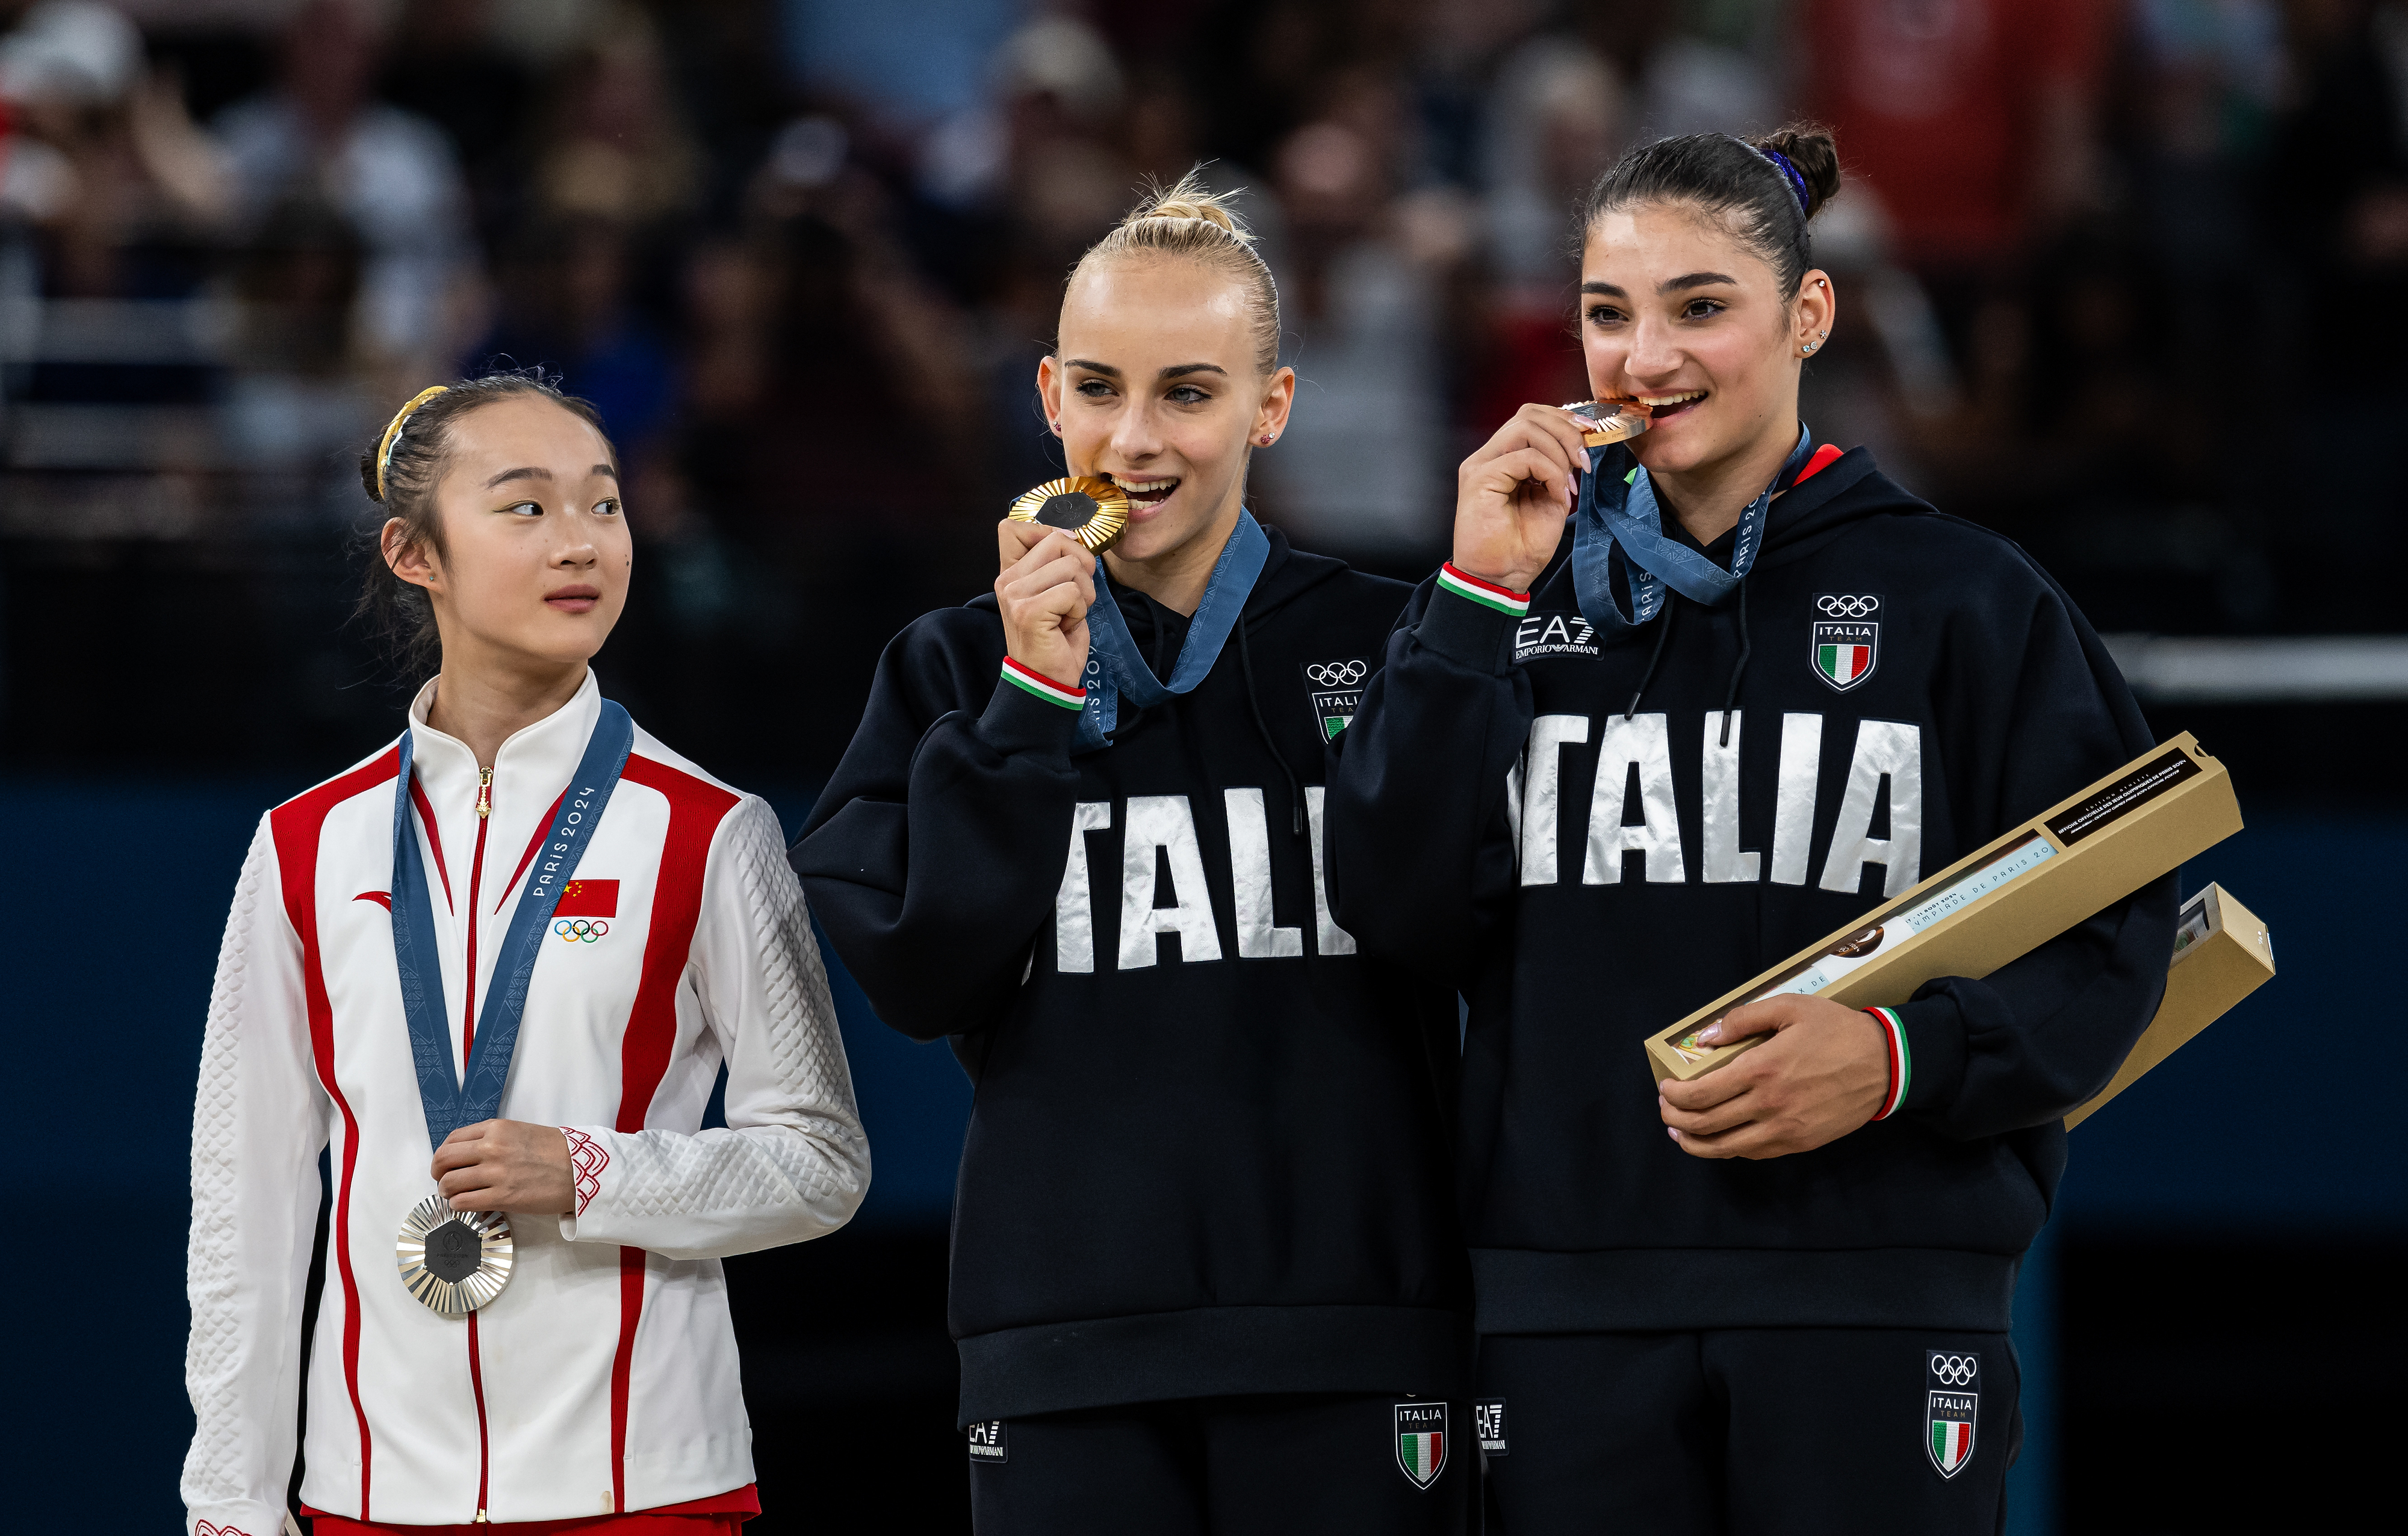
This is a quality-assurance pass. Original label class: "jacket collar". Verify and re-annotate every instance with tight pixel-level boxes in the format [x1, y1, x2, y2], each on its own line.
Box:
[405, 668, 603, 825]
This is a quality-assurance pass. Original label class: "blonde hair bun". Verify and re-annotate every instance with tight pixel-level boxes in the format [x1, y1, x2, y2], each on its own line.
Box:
[1069, 165, 1280, 374]
[1121, 171, 1255, 244]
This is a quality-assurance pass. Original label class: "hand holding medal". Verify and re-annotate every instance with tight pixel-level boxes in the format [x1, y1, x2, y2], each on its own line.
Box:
[388, 700, 636, 1316]
[997, 481, 1118, 699]
[1451, 401, 1652, 595]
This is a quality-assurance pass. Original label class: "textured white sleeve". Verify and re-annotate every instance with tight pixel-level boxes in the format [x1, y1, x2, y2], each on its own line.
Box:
[562, 795, 868, 1259]
[183, 814, 330, 1536]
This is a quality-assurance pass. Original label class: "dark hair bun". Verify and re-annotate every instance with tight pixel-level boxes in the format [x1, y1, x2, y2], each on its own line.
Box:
[1752, 123, 1840, 220]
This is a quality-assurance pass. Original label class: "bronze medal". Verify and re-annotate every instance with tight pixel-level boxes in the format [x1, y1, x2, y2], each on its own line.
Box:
[1561, 401, 1651, 448]
[1008, 475, 1132, 554]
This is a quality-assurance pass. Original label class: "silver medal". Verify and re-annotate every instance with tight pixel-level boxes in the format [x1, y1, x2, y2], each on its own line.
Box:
[396, 1195, 513, 1315]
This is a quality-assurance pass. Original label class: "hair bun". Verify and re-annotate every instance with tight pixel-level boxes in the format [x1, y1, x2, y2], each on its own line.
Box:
[1750, 124, 1841, 220]
[1121, 169, 1255, 245]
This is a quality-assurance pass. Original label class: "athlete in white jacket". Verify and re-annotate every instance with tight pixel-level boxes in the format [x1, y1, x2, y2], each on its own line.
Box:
[183, 375, 869, 1536]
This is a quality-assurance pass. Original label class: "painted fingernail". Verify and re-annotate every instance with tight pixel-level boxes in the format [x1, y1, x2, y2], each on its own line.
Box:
[1666, 1127, 1680, 1141]
[1583, 449, 1593, 471]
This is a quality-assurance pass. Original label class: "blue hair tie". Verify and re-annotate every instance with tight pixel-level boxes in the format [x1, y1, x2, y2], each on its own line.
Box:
[1759, 146, 1811, 215]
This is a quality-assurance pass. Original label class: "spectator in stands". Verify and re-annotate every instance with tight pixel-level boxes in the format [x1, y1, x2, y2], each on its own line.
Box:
[0, 0, 229, 298]
[1801, 0, 2110, 354]
[1252, 85, 1469, 560]
[214, 0, 477, 388]
[376, 0, 538, 249]
[1472, 36, 1625, 429]
[529, 9, 703, 233]
[470, 212, 677, 462]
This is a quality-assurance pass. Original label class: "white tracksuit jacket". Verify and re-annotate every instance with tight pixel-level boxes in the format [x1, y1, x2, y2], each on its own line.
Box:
[182, 674, 869, 1532]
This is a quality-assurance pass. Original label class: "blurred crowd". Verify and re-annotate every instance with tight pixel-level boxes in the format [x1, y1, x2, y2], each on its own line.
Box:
[2, 0, 2404, 750]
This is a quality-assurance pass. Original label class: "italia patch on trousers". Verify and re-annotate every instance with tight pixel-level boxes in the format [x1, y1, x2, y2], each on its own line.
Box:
[1811, 593, 1881, 691]
[1925, 1350, 1979, 1478]
[1395, 1402, 1447, 1488]
[1302, 658, 1369, 740]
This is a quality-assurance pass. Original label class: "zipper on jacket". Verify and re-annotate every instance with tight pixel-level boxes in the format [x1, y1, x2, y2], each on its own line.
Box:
[467, 1310, 491, 1522]
[476, 766, 492, 819]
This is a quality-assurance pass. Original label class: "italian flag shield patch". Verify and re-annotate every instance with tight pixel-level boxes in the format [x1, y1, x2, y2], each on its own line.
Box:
[1811, 613, 1879, 691]
[1819, 642, 1870, 684]
[1929, 1412, 1973, 1475]
[1925, 1349, 1981, 1479]
[1394, 1402, 1447, 1489]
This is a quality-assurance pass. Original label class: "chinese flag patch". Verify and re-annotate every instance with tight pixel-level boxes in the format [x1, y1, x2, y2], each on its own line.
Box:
[553, 878, 619, 917]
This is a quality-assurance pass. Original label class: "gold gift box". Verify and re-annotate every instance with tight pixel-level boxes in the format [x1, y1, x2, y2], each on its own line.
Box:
[1644, 734, 2245, 1086]
[2062, 881, 2273, 1129]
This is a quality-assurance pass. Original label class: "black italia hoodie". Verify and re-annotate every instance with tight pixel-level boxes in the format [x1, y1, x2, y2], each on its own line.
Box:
[793, 525, 1469, 1424]
[1325, 443, 2178, 1338]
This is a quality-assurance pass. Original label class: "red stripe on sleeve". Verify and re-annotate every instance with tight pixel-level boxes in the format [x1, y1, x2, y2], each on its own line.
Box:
[603, 755, 740, 1510]
[272, 746, 403, 1521]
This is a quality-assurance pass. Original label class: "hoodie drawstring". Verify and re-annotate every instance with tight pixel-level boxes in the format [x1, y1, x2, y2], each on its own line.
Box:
[1718, 571, 1752, 748]
[1624, 596, 1678, 720]
[1235, 619, 1306, 837]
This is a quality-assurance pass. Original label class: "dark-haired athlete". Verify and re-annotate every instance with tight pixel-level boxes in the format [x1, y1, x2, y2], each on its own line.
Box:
[1328, 128, 2176, 1532]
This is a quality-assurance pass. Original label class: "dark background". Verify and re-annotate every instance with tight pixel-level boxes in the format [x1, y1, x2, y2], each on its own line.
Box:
[3, 1, 2402, 1531]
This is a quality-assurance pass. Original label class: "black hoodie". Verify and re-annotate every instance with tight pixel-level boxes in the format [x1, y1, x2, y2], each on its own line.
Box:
[1325, 445, 2177, 1338]
[793, 527, 1469, 1425]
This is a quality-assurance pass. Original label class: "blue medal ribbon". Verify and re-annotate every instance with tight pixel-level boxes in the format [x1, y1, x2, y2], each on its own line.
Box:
[1073, 509, 1271, 754]
[390, 698, 635, 1153]
[1571, 426, 1814, 631]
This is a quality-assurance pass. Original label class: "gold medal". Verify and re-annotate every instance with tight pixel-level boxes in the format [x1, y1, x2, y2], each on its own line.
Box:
[1561, 401, 1651, 448]
[1008, 475, 1131, 554]
[396, 1195, 514, 1315]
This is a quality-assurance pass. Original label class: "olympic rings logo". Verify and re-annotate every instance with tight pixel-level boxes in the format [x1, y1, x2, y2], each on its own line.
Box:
[1931, 1355, 1978, 1386]
[1817, 594, 1880, 618]
[1306, 660, 1367, 687]
[554, 918, 609, 943]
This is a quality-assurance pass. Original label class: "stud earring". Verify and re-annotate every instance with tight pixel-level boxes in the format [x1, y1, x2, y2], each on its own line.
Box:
[1802, 341, 1818, 354]
[1050, 419, 1061, 433]
[1258, 434, 1273, 445]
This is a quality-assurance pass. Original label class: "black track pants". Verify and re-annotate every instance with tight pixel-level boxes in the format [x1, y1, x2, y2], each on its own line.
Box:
[967, 1393, 1472, 1536]
[1476, 1329, 2019, 1535]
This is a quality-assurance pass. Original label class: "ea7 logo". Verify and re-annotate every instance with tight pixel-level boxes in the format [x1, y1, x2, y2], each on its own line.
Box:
[1925, 1350, 1979, 1478]
[1811, 594, 1881, 692]
[1474, 1399, 1508, 1456]
[1302, 658, 1368, 740]
[967, 1420, 1006, 1463]
[1515, 611, 1599, 660]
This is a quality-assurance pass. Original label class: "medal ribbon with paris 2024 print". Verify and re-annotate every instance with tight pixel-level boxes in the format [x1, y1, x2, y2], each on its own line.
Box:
[1569, 426, 1814, 633]
[1071, 509, 1270, 754]
[388, 699, 634, 1312]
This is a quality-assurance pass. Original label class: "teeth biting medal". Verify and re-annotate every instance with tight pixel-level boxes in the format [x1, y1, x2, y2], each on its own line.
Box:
[1008, 475, 1132, 554]
[1562, 400, 1654, 447]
